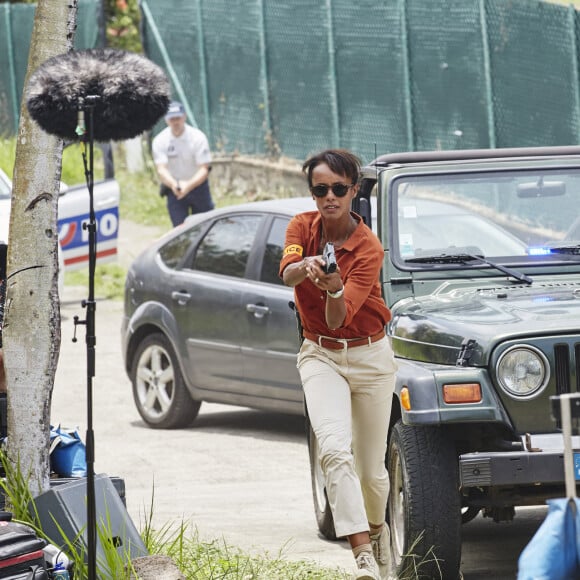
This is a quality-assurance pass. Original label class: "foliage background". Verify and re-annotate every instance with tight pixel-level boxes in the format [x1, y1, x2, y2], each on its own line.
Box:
[104, 0, 141, 52]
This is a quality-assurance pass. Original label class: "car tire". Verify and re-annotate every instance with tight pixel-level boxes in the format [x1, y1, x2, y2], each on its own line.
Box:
[387, 420, 461, 580]
[131, 332, 201, 429]
[461, 506, 480, 524]
[306, 416, 338, 541]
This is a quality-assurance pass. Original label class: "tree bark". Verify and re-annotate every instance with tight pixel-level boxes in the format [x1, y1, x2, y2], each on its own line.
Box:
[3, 0, 77, 497]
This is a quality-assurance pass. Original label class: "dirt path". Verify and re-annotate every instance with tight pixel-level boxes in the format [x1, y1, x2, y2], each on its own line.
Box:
[52, 220, 355, 575]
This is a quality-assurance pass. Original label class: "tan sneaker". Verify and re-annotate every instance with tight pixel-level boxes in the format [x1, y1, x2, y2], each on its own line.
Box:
[371, 525, 394, 579]
[370, 524, 391, 566]
[354, 551, 380, 580]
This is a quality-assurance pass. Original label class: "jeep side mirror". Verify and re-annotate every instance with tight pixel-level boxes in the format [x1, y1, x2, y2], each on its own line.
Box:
[354, 178, 375, 227]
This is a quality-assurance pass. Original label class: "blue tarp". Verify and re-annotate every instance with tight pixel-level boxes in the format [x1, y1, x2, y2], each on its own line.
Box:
[518, 498, 580, 580]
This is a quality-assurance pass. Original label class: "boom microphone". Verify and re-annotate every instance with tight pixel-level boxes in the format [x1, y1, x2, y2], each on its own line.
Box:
[26, 48, 171, 141]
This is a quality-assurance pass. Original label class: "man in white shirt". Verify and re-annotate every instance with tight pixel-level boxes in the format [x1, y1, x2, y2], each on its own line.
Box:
[152, 101, 214, 226]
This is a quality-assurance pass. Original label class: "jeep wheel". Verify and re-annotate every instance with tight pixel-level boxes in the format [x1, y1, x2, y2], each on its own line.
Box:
[131, 333, 201, 429]
[306, 417, 337, 540]
[387, 421, 461, 579]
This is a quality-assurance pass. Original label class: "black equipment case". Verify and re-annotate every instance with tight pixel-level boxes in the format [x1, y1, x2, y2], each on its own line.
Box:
[0, 521, 48, 579]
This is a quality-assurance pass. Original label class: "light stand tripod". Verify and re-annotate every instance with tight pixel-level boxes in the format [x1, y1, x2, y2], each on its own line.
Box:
[72, 95, 99, 580]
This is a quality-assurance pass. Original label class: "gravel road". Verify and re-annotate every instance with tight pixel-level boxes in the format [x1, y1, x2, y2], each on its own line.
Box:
[51, 220, 355, 575]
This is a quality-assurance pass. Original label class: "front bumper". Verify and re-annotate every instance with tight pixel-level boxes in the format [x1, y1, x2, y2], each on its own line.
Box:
[460, 433, 580, 487]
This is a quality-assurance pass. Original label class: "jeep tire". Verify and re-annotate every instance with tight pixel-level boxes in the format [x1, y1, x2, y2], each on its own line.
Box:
[387, 420, 462, 579]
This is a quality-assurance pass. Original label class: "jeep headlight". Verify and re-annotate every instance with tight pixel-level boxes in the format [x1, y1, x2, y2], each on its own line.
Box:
[496, 346, 549, 398]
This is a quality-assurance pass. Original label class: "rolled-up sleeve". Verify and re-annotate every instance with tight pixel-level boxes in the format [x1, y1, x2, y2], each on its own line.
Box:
[279, 215, 307, 278]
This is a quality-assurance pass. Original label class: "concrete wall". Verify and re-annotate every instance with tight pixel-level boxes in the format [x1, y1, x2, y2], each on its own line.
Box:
[209, 155, 306, 200]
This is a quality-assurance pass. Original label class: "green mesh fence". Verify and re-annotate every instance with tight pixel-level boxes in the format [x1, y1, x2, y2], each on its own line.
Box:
[3, 0, 580, 162]
[406, 0, 492, 151]
[140, 0, 580, 162]
[332, 0, 409, 159]
[487, 0, 580, 148]
[202, 0, 267, 154]
[264, 1, 336, 158]
[0, 0, 99, 136]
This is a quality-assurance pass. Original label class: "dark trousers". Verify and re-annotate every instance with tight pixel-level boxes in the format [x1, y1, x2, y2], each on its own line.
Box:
[163, 180, 214, 226]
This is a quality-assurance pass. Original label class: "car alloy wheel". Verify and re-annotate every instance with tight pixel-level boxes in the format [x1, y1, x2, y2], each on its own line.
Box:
[131, 332, 200, 429]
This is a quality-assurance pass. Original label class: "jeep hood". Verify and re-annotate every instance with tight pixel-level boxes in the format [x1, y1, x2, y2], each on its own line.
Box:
[390, 282, 580, 365]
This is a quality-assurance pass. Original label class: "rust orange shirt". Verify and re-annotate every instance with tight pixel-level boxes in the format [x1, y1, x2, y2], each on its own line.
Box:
[279, 210, 391, 339]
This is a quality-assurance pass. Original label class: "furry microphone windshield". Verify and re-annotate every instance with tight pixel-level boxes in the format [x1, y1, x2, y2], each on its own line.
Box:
[26, 48, 171, 142]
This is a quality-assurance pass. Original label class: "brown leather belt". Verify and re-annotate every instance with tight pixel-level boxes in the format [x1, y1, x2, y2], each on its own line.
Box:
[302, 329, 386, 350]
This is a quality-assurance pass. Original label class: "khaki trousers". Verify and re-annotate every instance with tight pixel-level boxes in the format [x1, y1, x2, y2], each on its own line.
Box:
[297, 336, 397, 538]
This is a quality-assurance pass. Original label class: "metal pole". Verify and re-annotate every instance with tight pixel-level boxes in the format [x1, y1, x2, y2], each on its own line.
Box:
[400, 0, 414, 151]
[73, 98, 98, 580]
[479, 0, 496, 148]
[3, 4, 19, 134]
[326, 0, 340, 148]
[97, 0, 107, 48]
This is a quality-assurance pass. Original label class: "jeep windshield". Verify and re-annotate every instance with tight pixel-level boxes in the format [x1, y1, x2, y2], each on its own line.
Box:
[390, 168, 580, 270]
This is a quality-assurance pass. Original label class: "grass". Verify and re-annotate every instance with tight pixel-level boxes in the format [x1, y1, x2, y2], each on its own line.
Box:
[0, 448, 350, 580]
[65, 263, 127, 300]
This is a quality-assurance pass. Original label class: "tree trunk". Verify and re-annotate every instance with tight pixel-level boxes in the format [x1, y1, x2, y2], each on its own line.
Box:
[3, 0, 77, 498]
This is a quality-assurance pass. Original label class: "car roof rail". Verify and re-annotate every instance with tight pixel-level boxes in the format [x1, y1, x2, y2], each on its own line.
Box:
[367, 145, 580, 169]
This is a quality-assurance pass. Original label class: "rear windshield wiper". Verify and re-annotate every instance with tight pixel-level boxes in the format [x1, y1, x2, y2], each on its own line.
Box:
[405, 252, 533, 285]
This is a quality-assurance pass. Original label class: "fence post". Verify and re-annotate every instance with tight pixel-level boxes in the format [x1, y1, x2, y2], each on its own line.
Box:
[479, 0, 496, 148]
[568, 4, 580, 144]
[3, 4, 19, 134]
[257, 0, 271, 153]
[400, 0, 414, 151]
[194, 0, 211, 140]
[326, 0, 340, 148]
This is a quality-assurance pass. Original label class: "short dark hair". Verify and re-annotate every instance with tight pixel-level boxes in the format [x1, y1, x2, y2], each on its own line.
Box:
[302, 149, 361, 187]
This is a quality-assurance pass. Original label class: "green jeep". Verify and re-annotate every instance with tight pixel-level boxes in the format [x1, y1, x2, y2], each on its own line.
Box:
[307, 146, 580, 579]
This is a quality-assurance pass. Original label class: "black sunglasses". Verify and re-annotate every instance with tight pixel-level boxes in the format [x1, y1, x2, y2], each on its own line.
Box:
[310, 183, 354, 198]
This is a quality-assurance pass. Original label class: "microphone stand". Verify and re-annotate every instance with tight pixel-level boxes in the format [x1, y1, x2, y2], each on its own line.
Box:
[73, 95, 99, 580]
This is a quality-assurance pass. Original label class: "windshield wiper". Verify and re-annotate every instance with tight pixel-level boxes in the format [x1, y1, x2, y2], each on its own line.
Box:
[405, 252, 533, 284]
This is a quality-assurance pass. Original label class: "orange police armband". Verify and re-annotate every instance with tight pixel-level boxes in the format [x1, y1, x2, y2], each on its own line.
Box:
[283, 244, 303, 257]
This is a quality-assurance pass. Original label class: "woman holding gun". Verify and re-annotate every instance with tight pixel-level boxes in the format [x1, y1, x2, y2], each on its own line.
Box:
[279, 149, 397, 580]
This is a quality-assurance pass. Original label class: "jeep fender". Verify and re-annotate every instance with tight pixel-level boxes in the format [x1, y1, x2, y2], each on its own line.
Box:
[394, 358, 511, 427]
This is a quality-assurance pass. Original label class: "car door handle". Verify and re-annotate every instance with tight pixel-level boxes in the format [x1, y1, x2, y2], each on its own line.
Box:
[171, 291, 191, 305]
[246, 303, 270, 319]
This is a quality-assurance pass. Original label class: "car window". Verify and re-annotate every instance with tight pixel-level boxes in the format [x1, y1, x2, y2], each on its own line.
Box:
[260, 216, 289, 285]
[193, 214, 262, 278]
[159, 223, 205, 269]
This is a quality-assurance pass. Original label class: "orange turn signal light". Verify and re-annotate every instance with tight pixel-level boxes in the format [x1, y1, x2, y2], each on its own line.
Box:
[443, 383, 482, 404]
[400, 387, 411, 411]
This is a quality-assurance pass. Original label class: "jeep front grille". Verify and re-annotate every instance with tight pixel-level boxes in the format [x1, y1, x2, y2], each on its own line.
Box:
[554, 342, 580, 393]
[576, 343, 580, 391]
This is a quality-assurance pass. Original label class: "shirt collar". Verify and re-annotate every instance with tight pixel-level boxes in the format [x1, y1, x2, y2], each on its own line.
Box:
[308, 212, 364, 252]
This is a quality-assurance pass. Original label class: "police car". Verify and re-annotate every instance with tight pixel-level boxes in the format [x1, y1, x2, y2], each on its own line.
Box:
[0, 166, 120, 278]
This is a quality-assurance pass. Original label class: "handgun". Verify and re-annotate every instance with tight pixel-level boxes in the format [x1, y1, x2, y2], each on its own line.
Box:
[322, 242, 337, 274]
